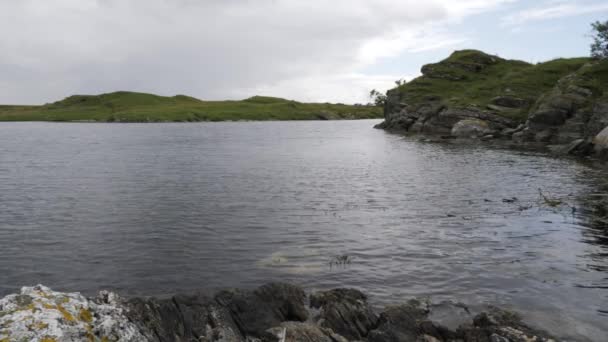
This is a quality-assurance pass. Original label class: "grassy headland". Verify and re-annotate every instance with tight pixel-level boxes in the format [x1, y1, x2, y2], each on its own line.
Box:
[0, 92, 382, 122]
[392, 50, 592, 122]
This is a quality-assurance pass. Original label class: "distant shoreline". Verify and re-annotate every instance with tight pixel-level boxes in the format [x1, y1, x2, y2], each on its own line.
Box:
[0, 92, 382, 122]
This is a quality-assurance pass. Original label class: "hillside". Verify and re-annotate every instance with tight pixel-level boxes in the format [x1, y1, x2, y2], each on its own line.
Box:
[377, 50, 608, 157]
[385, 50, 591, 123]
[0, 91, 382, 122]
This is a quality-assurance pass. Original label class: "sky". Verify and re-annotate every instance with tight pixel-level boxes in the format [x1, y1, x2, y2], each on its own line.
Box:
[1, 0, 607, 105]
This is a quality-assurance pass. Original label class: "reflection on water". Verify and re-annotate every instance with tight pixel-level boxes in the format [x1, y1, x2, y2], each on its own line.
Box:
[0, 120, 606, 341]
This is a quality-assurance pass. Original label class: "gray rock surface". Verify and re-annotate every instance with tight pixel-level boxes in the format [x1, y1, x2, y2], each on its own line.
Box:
[310, 288, 378, 341]
[0, 284, 561, 342]
[593, 125, 608, 157]
[451, 119, 495, 138]
[0, 285, 146, 342]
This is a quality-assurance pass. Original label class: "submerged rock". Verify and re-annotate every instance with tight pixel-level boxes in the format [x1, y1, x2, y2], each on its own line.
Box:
[0, 284, 561, 342]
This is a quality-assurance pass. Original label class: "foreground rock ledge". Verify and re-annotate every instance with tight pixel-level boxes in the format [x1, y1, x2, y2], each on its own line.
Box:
[0, 284, 556, 342]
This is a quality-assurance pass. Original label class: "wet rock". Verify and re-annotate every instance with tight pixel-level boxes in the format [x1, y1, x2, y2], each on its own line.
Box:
[0, 284, 562, 342]
[456, 307, 555, 342]
[0, 285, 146, 342]
[126, 293, 243, 342]
[216, 283, 308, 339]
[310, 288, 378, 340]
[451, 119, 495, 138]
[367, 300, 432, 342]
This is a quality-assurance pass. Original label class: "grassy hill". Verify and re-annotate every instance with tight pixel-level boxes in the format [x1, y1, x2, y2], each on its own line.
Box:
[392, 50, 591, 122]
[0, 91, 382, 122]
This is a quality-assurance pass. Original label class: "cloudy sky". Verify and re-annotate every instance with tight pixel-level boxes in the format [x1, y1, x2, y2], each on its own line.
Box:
[1, 0, 607, 105]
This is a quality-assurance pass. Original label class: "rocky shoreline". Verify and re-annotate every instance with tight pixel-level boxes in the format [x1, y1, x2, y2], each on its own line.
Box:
[375, 51, 608, 161]
[0, 283, 559, 342]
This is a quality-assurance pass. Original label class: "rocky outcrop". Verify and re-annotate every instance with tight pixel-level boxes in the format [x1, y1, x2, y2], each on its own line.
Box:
[376, 49, 608, 160]
[375, 100, 517, 135]
[519, 65, 608, 147]
[1, 283, 560, 342]
[0, 285, 146, 342]
[309, 289, 378, 340]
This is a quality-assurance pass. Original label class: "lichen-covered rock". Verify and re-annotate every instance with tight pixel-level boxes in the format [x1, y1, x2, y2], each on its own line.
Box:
[310, 288, 378, 341]
[0, 285, 146, 342]
[451, 119, 494, 138]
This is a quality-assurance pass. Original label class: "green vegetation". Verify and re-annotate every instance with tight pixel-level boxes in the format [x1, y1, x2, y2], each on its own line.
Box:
[591, 20, 608, 59]
[393, 50, 591, 122]
[0, 91, 381, 122]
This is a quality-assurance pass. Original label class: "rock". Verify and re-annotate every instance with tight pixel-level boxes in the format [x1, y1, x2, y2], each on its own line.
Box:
[501, 124, 525, 137]
[0, 285, 146, 342]
[216, 283, 308, 339]
[451, 119, 494, 138]
[548, 139, 595, 157]
[0, 284, 562, 342]
[367, 300, 431, 342]
[534, 129, 555, 143]
[265, 322, 346, 342]
[491, 96, 528, 108]
[593, 126, 608, 158]
[127, 292, 243, 342]
[310, 288, 378, 340]
[460, 307, 555, 342]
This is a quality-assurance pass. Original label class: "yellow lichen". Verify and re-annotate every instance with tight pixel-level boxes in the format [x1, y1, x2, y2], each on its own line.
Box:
[42, 303, 56, 310]
[27, 321, 49, 331]
[55, 304, 75, 322]
[40, 337, 57, 342]
[79, 308, 93, 323]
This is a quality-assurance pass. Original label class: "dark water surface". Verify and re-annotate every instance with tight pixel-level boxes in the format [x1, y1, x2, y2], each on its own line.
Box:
[0, 120, 606, 340]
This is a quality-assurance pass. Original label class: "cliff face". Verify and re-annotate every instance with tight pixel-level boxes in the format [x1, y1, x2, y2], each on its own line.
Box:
[377, 50, 608, 159]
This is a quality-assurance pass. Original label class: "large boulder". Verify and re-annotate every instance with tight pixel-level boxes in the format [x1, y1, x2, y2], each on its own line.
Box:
[593, 126, 608, 158]
[126, 293, 243, 342]
[310, 288, 379, 341]
[367, 300, 445, 342]
[451, 119, 494, 138]
[215, 283, 308, 339]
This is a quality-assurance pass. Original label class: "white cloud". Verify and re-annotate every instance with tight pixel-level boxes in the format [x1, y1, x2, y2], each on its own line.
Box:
[503, 0, 608, 26]
[0, 0, 514, 104]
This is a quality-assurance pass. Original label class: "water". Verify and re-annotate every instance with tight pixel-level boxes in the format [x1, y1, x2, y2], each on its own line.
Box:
[0, 120, 606, 340]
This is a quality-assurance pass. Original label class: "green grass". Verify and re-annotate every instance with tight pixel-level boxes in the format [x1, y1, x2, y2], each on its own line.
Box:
[395, 50, 592, 122]
[0, 91, 382, 122]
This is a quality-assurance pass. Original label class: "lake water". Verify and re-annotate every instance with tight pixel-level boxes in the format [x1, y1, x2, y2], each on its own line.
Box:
[0, 120, 606, 340]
